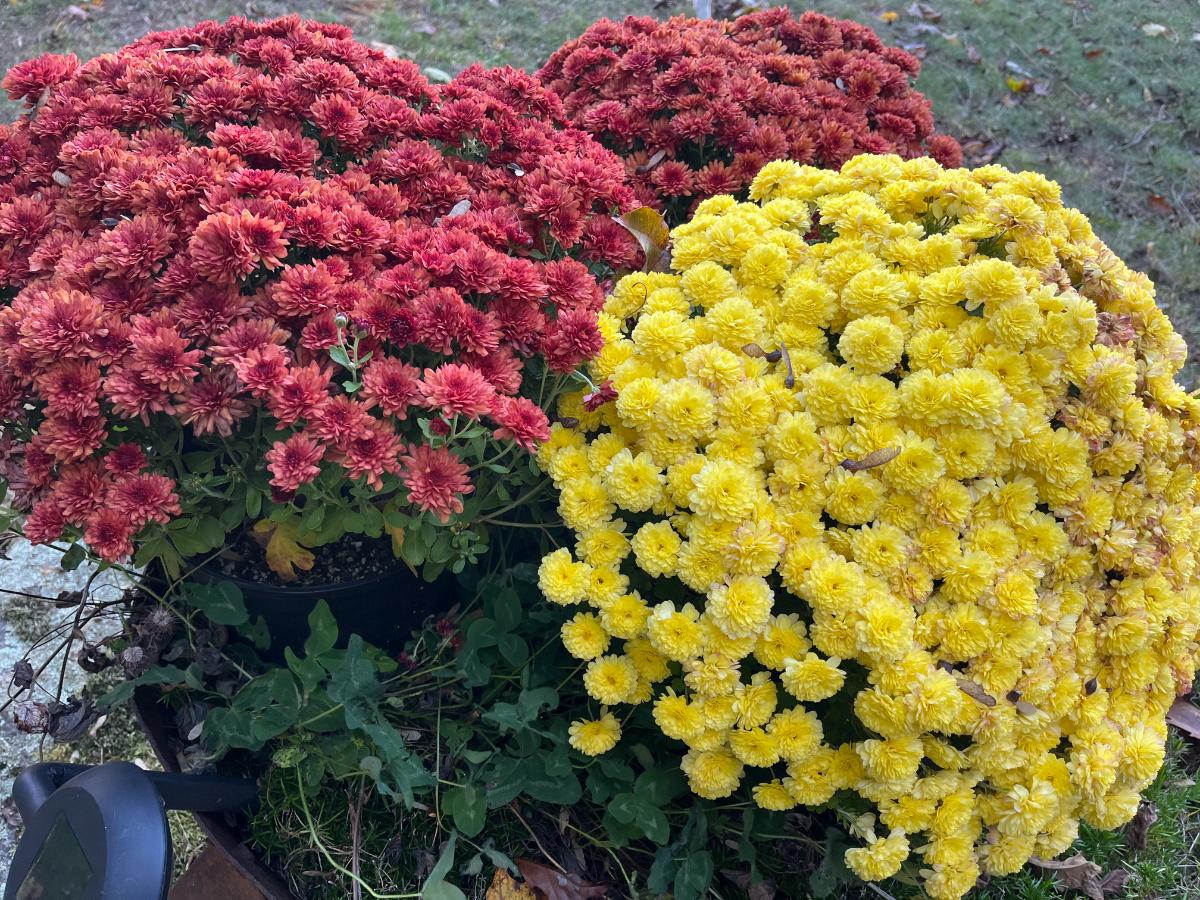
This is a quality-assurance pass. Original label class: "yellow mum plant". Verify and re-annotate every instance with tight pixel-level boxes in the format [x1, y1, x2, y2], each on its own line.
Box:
[537, 153, 1200, 898]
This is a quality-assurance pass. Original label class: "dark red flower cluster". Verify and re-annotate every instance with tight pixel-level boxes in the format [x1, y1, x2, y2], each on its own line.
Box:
[538, 8, 962, 218]
[0, 16, 639, 558]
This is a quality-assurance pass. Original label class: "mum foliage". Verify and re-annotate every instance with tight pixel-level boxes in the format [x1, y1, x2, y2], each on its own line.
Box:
[538, 154, 1200, 897]
[538, 8, 962, 222]
[0, 16, 638, 576]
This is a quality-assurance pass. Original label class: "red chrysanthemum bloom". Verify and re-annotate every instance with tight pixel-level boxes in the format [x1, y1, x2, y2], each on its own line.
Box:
[109, 473, 182, 527]
[538, 9, 960, 221]
[83, 507, 136, 561]
[335, 418, 402, 489]
[418, 363, 496, 419]
[0, 17, 633, 564]
[268, 363, 331, 425]
[399, 443, 473, 523]
[177, 371, 252, 437]
[189, 210, 289, 284]
[361, 358, 422, 420]
[489, 395, 551, 452]
[104, 444, 147, 477]
[23, 498, 67, 544]
[265, 433, 325, 493]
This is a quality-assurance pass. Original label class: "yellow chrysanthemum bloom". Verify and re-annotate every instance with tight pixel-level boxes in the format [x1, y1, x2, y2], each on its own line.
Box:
[568, 711, 621, 756]
[538, 155, 1200, 899]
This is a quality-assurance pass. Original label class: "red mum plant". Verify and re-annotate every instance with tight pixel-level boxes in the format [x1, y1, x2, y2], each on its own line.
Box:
[0, 15, 639, 581]
[538, 8, 962, 222]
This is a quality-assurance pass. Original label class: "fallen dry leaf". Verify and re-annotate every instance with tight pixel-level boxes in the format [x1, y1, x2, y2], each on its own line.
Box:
[1141, 22, 1169, 38]
[966, 44, 982, 64]
[840, 446, 900, 472]
[252, 519, 316, 582]
[487, 869, 538, 900]
[516, 859, 608, 900]
[1098, 871, 1128, 895]
[955, 676, 997, 707]
[722, 869, 777, 900]
[1147, 194, 1176, 216]
[1029, 854, 1118, 900]
[1124, 802, 1158, 851]
[906, 1, 941, 22]
[613, 207, 671, 273]
[960, 138, 1005, 166]
[635, 149, 667, 174]
[1167, 698, 1200, 739]
[1083, 47, 1106, 59]
[1006, 75, 1033, 94]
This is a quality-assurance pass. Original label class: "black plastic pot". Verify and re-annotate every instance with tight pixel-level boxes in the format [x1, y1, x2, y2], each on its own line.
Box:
[189, 560, 458, 663]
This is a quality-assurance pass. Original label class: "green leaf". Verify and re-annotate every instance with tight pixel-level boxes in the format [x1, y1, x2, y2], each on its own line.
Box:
[244, 616, 270, 650]
[490, 588, 521, 632]
[444, 785, 486, 838]
[284, 647, 324, 696]
[422, 833, 466, 900]
[304, 599, 338, 658]
[60, 543, 86, 571]
[400, 530, 426, 567]
[362, 721, 432, 804]
[636, 767, 687, 806]
[193, 516, 226, 550]
[100, 665, 187, 709]
[675, 850, 714, 900]
[244, 488, 262, 519]
[182, 580, 248, 626]
[608, 792, 638, 825]
[497, 633, 528, 667]
[327, 635, 381, 730]
[328, 345, 352, 369]
[811, 829, 854, 899]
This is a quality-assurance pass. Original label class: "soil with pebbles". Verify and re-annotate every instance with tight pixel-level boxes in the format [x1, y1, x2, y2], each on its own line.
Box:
[212, 530, 401, 586]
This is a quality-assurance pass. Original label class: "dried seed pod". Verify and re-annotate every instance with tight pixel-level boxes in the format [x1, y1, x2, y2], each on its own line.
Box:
[13, 700, 50, 734]
[119, 646, 148, 678]
[11, 659, 34, 690]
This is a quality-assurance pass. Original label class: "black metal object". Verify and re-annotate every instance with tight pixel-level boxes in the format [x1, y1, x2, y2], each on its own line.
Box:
[132, 687, 295, 900]
[5, 762, 258, 900]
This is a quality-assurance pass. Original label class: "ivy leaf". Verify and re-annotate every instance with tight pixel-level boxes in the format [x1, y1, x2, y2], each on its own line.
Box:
[423, 833, 467, 900]
[252, 519, 316, 582]
[304, 599, 338, 658]
[100, 665, 187, 709]
[181, 580, 248, 627]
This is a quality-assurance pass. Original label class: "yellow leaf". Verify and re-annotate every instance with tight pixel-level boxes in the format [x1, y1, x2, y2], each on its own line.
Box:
[613, 206, 670, 272]
[252, 519, 315, 582]
[879, 10, 899, 23]
[385, 520, 404, 557]
[485, 869, 537, 900]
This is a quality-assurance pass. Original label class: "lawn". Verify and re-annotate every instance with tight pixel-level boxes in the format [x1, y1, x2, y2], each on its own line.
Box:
[0, 0, 1198, 897]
